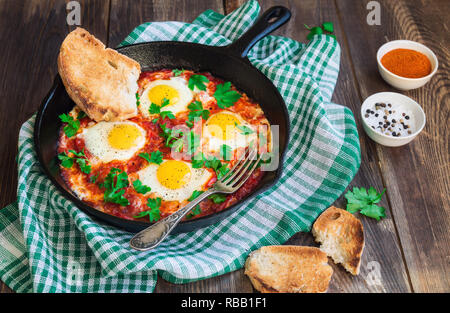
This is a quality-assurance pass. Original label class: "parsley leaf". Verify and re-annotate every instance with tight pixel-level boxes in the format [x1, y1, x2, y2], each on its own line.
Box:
[186, 190, 203, 219]
[90, 174, 99, 183]
[58, 152, 74, 168]
[59, 113, 80, 137]
[191, 153, 205, 168]
[59, 150, 91, 174]
[208, 194, 227, 204]
[149, 102, 161, 114]
[132, 179, 151, 194]
[133, 198, 162, 222]
[344, 187, 386, 221]
[188, 101, 210, 122]
[139, 151, 163, 165]
[205, 156, 221, 171]
[235, 122, 254, 135]
[75, 157, 92, 174]
[172, 69, 185, 76]
[205, 156, 229, 179]
[159, 123, 183, 148]
[161, 98, 170, 108]
[213, 82, 241, 108]
[160, 110, 175, 120]
[135, 92, 141, 107]
[186, 206, 202, 219]
[216, 163, 230, 180]
[188, 75, 209, 91]
[100, 168, 130, 206]
[188, 190, 204, 201]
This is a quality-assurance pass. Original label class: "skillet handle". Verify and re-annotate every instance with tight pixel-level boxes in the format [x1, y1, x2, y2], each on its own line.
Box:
[225, 6, 291, 59]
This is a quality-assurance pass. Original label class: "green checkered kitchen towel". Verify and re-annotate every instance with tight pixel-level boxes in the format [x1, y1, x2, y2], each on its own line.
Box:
[0, 0, 360, 292]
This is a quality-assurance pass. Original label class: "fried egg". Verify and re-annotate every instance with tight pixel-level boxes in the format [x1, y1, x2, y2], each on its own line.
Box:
[139, 77, 193, 118]
[136, 159, 212, 201]
[202, 111, 257, 155]
[81, 121, 146, 163]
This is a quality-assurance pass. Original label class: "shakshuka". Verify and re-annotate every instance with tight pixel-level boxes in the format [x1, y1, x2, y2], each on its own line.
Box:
[57, 69, 271, 222]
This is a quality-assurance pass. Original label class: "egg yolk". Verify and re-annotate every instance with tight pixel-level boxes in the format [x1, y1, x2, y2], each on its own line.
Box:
[157, 160, 191, 190]
[206, 113, 241, 140]
[107, 124, 142, 150]
[148, 85, 179, 105]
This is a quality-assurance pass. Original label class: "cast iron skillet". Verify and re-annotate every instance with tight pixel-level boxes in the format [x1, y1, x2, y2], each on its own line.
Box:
[34, 6, 291, 233]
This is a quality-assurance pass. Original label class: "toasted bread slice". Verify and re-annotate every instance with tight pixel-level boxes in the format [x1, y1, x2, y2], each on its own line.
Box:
[312, 206, 364, 275]
[58, 28, 140, 122]
[244, 246, 333, 293]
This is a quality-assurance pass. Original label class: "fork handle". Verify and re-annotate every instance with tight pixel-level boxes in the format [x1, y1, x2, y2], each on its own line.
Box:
[130, 189, 215, 251]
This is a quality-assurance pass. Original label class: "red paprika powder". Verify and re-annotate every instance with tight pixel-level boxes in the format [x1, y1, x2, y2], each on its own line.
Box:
[381, 48, 432, 78]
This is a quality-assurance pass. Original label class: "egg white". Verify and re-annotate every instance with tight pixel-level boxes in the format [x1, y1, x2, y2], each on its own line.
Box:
[80, 121, 146, 163]
[139, 77, 193, 118]
[202, 111, 257, 156]
[136, 160, 212, 202]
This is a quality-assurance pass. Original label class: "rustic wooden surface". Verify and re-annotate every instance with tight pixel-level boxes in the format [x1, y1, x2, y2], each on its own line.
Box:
[0, 0, 448, 293]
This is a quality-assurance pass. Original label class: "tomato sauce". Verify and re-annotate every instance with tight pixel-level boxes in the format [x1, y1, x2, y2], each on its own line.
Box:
[58, 69, 268, 223]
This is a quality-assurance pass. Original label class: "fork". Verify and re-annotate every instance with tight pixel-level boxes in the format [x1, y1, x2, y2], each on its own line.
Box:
[130, 148, 261, 251]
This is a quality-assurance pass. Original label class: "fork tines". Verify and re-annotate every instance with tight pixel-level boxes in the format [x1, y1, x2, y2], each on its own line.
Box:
[218, 147, 261, 190]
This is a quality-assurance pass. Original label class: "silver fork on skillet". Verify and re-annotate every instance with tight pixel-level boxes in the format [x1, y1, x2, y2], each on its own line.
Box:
[130, 148, 261, 251]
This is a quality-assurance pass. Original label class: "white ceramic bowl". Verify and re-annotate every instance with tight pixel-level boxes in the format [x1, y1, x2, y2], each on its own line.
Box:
[361, 92, 426, 147]
[377, 40, 438, 90]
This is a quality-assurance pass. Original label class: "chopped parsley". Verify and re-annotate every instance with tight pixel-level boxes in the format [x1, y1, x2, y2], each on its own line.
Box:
[160, 110, 175, 120]
[205, 156, 229, 179]
[59, 113, 80, 138]
[135, 92, 141, 107]
[172, 69, 185, 77]
[208, 193, 227, 204]
[57, 150, 91, 174]
[187, 101, 210, 122]
[99, 168, 130, 206]
[188, 74, 209, 91]
[186, 190, 204, 219]
[213, 82, 241, 108]
[191, 153, 205, 168]
[132, 179, 151, 194]
[235, 122, 254, 135]
[139, 151, 163, 165]
[149, 97, 172, 117]
[133, 198, 162, 222]
[90, 174, 99, 183]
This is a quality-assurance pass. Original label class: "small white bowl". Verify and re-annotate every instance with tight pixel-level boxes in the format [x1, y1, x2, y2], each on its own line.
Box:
[377, 40, 438, 90]
[361, 92, 426, 147]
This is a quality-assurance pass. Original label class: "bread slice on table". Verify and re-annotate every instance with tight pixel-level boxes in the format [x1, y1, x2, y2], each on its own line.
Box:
[244, 246, 333, 293]
[312, 206, 364, 275]
[58, 27, 141, 122]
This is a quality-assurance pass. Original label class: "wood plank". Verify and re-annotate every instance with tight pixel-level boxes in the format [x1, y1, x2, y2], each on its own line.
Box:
[336, 0, 449, 292]
[225, 0, 412, 293]
[0, 0, 110, 293]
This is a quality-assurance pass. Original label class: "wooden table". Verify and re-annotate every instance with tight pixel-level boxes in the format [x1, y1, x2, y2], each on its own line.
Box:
[0, 0, 448, 293]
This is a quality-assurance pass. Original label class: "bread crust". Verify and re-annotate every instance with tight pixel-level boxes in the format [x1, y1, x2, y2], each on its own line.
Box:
[58, 28, 140, 122]
[312, 206, 365, 275]
[244, 246, 333, 293]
